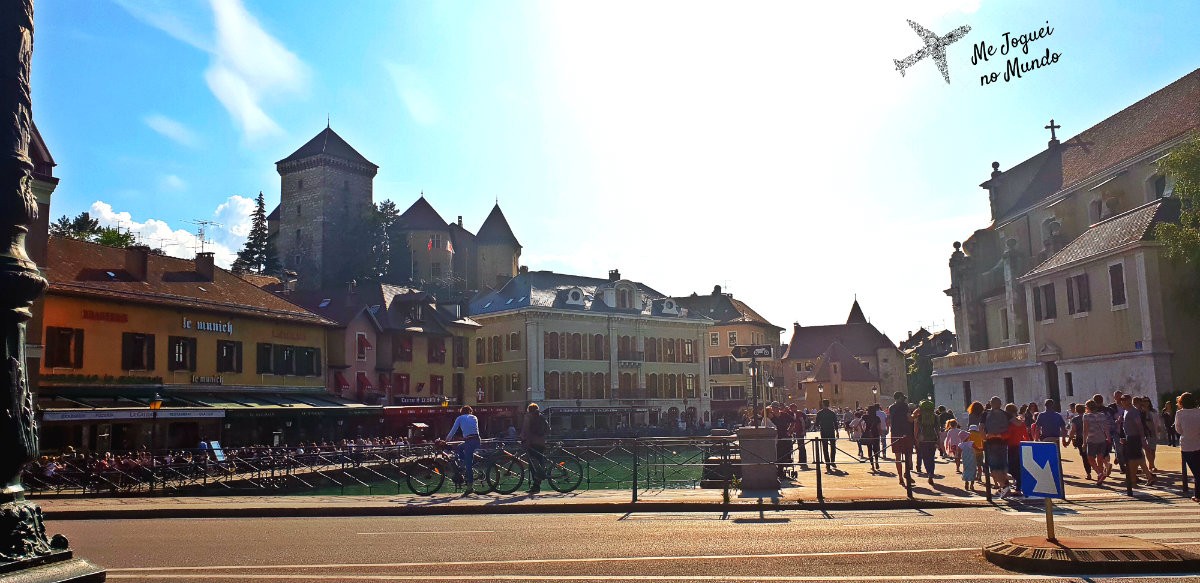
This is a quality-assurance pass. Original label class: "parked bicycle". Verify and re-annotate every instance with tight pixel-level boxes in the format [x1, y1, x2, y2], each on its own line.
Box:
[404, 440, 493, 495]
[485, 443, 584, 494]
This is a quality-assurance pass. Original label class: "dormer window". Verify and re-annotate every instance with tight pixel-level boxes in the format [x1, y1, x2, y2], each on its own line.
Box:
[615, 284, 635, 309]
[566, 288, 585, 306]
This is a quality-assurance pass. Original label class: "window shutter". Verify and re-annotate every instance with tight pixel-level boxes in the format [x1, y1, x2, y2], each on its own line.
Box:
[235, 342, 244, 373]
[313, 348, 322, 375]
[121, 333, 133, 370]
[145, 334, 156, 370]
[188, 338, 198, 371]
[257, 343, 271, 374]
[1066, 278, 1076, 314]
[73, 329, 85, 368]
[1033, 288, 1043, 321]
[274, 344, 286, 374]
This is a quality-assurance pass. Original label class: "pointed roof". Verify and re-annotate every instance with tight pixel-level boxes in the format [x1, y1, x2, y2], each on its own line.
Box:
[781, 321, 895, 361]
[846, 300, 867, 324]
[398, 196, 451, 231]
[276, 126, 378, 169]
[476, 203, 521, 247]
[808, 341, 881, 383]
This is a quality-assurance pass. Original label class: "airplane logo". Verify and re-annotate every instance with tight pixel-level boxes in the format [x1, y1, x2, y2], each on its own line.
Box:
[894, 20, 972, 84]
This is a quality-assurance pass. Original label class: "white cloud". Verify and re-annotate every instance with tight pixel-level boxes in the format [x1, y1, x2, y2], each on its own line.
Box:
[144, 113, 200, 148]
[89, 199, 247, 268]
[213, 194, 255, 239]
[385, 63, 441, 125]
[117, 0, 309, 141]
[159, 174, 187, 192]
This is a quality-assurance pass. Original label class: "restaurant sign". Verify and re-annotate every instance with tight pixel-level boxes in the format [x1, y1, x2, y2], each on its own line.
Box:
[43, 409, 226, 422]
[182, 317, 234, 335]
[395, 396, 458, 406]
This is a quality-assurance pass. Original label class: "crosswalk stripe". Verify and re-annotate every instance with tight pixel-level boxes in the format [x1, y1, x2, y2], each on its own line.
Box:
[1139, 532, 1200, 541]
[1064, 523, 1200, 531]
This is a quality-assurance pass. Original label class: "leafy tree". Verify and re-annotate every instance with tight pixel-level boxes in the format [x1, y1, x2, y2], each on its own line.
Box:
[231, 192, 279, 275]
[94, 226, 136, 248]
[50, 211, 101, 240]
[1155, 137, 1200, 313]
[906, 350, 934, 403]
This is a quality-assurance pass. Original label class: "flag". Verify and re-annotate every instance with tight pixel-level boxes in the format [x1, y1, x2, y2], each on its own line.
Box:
[446, 239, 454, 254]
[427, 237, 433, 251]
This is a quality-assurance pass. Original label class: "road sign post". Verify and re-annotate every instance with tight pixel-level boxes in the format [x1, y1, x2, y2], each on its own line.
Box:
[1020, 441, 1065, 542]
[732, 345, 773, 428]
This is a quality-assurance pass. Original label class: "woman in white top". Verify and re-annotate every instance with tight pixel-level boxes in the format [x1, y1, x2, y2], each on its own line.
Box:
[1174, 392, 1200, 503]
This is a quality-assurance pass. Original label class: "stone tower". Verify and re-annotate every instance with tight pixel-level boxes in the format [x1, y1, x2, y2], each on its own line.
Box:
[475, 203, 521, 290]
[275, 126, 378, 290]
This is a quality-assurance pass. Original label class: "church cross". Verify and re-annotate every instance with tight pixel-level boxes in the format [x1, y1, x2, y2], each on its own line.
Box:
[1045, 119, 1061, 142]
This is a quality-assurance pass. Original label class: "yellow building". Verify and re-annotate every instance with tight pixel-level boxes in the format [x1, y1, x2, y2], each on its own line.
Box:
[37, 237, 352, 452]
[671, 286, 784, 427]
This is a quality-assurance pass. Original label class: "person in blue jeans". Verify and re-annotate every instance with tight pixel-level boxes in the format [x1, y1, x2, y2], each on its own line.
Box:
[446, 405, 481, 494]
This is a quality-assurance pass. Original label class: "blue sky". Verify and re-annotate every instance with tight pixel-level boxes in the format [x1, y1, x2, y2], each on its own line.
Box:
[33, 0, 1200, 344]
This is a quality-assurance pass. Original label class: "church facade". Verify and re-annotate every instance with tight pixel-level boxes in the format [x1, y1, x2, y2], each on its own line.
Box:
[933, 68, 1200, 412]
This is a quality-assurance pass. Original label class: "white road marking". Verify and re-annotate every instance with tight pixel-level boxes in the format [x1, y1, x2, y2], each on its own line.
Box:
[355, 530, 496, 535]
[103, 574, 1200, 581]
[1058, 522, 1200, 531]
[105, 546, 984, 572]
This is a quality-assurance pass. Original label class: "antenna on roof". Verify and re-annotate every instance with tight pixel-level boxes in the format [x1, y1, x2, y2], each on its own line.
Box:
[327, 113, 330, 129]
[186, 219, 222, 253]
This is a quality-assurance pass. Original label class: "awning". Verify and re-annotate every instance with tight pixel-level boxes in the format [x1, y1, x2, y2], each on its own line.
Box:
[42, 409, 226, 422]
[358, 334, 373, 352]
[356, 371, 373, 391]
[333, 371, 351, 391]
[378, 373, 393, 392]
[384, 406, 458, 417]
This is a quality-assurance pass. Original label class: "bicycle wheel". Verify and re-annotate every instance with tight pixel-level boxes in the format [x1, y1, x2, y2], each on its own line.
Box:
[469, 460, 493, 494]
[405, 459, 445, 495]
[487, 455, 525, 494]
[546, 456, 584, 493]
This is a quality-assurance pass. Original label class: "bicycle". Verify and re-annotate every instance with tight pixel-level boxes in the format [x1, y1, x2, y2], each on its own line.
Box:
[486, 443, 584, 494]
[404, 440, 494, 495]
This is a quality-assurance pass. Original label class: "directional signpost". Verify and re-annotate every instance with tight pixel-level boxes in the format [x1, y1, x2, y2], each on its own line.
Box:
[732, 345, 773, 427]
[1020, 441, 1065, 542]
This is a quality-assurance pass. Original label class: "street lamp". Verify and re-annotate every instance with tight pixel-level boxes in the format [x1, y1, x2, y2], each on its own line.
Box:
[872, 385, 879, 404]
[767, 378, 775, 403]
[149, 393, 162, 492]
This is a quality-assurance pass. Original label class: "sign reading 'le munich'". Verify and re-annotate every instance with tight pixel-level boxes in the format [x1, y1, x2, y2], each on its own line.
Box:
[182, 317, 234, 335]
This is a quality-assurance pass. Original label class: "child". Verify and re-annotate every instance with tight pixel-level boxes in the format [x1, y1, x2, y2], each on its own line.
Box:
[961, 424, 981, 491]
[943, 419, 967, 474]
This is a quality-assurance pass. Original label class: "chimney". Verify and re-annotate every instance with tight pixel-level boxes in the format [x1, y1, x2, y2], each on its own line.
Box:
[347, 279, 358, 294]
[125, 245, 150, 281]
[793, 322, 801, 334]
[457, 216, 463, 227]
[712, 285, 722, 295]
[519, 265, 529, 275]
[608, 269, 620, 281]
[195, 252, 215, 281]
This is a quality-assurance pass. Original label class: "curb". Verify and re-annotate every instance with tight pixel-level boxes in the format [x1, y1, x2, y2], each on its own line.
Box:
[982, 537, 1200, 575]
[42, 498, 986, 521]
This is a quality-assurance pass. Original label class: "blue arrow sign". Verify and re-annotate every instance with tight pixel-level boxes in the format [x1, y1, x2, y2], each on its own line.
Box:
[1019, 441, 1064, 499]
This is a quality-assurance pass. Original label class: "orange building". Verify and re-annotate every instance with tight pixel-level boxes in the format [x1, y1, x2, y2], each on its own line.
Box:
[35, 237, 363, 452]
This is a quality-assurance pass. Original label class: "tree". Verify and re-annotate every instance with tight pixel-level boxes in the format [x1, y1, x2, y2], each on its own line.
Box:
[906, 350, 934, 403]
[232, 192, 276, 275]
[94, 226, 136, 248]
[49, 211, 100, 240]
[1155, 136, 1200, 313]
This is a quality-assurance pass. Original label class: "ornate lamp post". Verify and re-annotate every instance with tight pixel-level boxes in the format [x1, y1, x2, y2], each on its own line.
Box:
[149, 393, 162, 492]
[872, 385, 879, 404]
[0, 1, 103, 578]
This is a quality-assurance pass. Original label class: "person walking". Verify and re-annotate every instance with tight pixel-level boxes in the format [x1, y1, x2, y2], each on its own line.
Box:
[1082, 400, 1112, 484]
[1119, 394, 1154, 487]
[862, 404, 882, 473]
[1064, 403, 1092, 480]
[1141, 397, 1167, 473]
[876, 404, 890, 460]
[1164, 401, 1179, 448]
[1174, 392, 1200, 503]
[983, 396, 1013, 497]
[445, 405, 482, 494]
[888, 392, 914, 486]
[1035, 399, 1067, 445]
[850, 411, 866, 458]
[912, 400, 940, 485]
[520, 403, 548, 494]
[789, 405, 809, 470]
[770, 404, 795, 479]
[815, 400, 840, 472]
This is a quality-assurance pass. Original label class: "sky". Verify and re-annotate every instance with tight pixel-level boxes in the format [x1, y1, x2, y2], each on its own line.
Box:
[33, 0, 1200, 345]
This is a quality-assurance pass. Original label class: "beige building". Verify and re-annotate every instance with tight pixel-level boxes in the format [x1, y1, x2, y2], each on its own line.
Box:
[780, 301, 906, 409]
[396, 196, 521, 294]
[935, 68, 1200, 412]
[671, 286, 784, 426]
[468, 269, 712, 434]
[798, 341, 884, 410]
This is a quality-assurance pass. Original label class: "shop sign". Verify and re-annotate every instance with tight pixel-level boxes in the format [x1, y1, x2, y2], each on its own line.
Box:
[82, 309, 128, 323]
[547, 407, 651, 414]
[192, 375, 223, 385]
[183, 317, 233, 335]
[473, 406, 516, 415]
[43, 409, 226, 422]
[272, 329, 307, 341]
[395, 396, 457, 406]
[385, 407, 459, 416]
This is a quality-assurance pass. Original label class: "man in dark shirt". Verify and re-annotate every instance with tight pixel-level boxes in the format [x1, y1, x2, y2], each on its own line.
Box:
[888, 392, 914, 485]
[770, 403, 794, 478]
[1035, 399, 1066, 444]
[815, 400, 840, 472]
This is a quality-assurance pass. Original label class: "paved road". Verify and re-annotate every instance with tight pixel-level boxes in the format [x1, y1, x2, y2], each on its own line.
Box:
[48, 500, 1200, 582]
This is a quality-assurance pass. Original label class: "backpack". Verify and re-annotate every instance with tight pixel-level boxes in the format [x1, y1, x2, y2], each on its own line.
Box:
[530, 413, 549, 437]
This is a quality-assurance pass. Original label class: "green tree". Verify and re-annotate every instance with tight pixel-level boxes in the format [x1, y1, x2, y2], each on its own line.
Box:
[94, 226, 136, 248]
[232, 192, 276, 275]
[906, 350, 934, 403]
[1155, 136, 1200, 313]
[49, 211, 101, 240]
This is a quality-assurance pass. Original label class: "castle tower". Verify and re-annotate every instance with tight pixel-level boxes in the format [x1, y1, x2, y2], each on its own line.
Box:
[275, 126, 378, 290]
[397, 195, 454, 287]
[475, 203, 521, 290]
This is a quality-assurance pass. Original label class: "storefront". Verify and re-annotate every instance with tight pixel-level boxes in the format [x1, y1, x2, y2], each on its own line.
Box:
[39, 406, 225, 452]
[543, 406, 654, 433]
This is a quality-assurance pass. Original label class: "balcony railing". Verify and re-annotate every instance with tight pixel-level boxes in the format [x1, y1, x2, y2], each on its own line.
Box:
[933, 343, 1030, 370]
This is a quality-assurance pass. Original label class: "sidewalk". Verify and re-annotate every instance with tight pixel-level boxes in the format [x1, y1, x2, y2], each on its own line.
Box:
[38, 442, 1193, 520]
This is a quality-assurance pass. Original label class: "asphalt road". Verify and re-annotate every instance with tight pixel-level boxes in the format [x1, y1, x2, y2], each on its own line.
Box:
[48, 502, 1200, 582]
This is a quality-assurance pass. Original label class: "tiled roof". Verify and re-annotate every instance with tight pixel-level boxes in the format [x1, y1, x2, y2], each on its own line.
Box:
[671, 292, 782, 330]
[475, 204, 521, 247]
[991, 68, 1200, 223]
[846, 300, 867, 324]
[237, 273, 282, 289]
[807, 341, 881, 383]
[1023, 198, 1181, 279]
[781, 322, 895, 361]
[45, 237, 335, 326]
[398, 196, 450, 231]
[469, 270, 708, 321]
[276, 126, 377, 169]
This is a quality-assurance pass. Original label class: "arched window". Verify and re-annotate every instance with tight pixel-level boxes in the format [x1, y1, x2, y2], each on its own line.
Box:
[618, 336, 631, 360]
[475, 338, 485, 364]
[591, 373, 605, 399]
[511, 373, 520, 392]
[593, 334, 606, 360]
[492, 336, 501, 362]
[647, 373, 660, 399]
[570, 372, 584, 400]
[568, 333, 583, 359]
[667, 374, 678, 399]
[645, 337, 658, 362]
[546, 372, 560, 400]
[545, 332, 560, 359]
